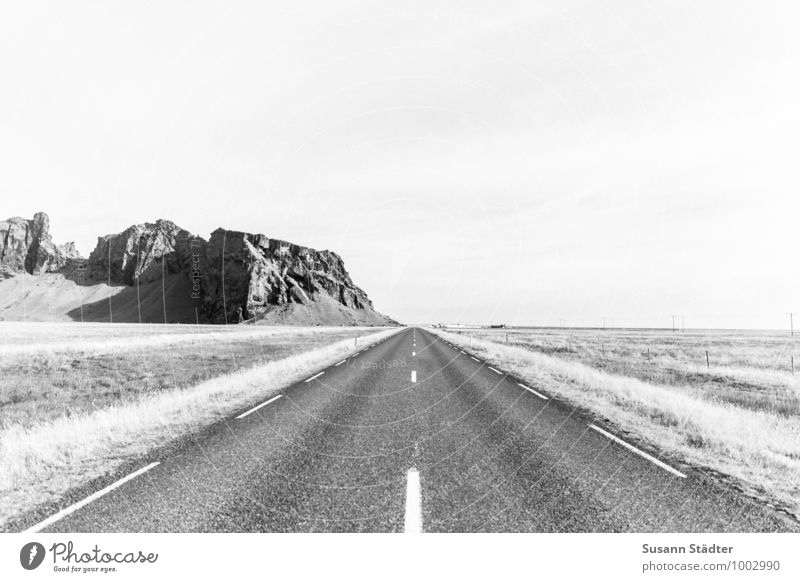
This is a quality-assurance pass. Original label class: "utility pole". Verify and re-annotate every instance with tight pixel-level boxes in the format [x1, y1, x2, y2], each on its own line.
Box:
[789, 313, 795, 336]
[672, 314, 685, 332]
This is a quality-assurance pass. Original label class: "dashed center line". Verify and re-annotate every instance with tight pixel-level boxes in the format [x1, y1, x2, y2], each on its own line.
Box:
[335, 359, 346, 366]
[589, 424, 687, 478]
[305, 371, 325, 383]
[488, 366, 503, 375]
[236, 394, 283, 419]
[404, 468, 422, 533]
[411, 370, 417, 382]
[470, 356, 480, 362]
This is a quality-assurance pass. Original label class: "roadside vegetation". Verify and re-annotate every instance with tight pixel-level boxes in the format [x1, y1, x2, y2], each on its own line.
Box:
[456, 328, 800, 417]
[433, 327, 800, 522]
[0, 323, 375, 428]
[0, 323, 397, 530]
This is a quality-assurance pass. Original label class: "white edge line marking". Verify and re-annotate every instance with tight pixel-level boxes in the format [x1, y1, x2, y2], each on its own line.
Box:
[305, 371, 324, 383]
[589, 424, 687, 478]
[488, 366, 503, 375]
[236, 394, 283, 419]
[335, 359, 346, 366]
[404, 468, 422, 533]
[22, 462, 161, 534]
[470, 356, 480, 362]
[517, 382, 548, 400]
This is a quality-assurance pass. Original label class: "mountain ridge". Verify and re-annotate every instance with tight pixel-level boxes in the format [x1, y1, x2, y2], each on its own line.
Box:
[0, 212, 396, 326]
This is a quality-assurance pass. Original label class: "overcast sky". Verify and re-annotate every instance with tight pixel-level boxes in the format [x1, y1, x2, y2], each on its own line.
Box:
[2, 1, 799, 328]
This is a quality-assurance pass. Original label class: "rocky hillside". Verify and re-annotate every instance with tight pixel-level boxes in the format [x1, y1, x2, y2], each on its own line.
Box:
[0, 212, 80, 278]
[0, 212, 395, 326]
[201, 228, 387, 324]
[87, 219, 199, 285]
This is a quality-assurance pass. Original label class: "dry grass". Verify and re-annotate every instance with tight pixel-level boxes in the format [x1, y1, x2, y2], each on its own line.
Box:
[432, 328, 800, 521]
[455, 328, 800, 417]
[0, 322, 379, 428]
[0, 324, 398, 530]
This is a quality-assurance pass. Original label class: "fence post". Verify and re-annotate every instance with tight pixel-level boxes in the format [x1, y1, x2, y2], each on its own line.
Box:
[706, 350, 710, 369]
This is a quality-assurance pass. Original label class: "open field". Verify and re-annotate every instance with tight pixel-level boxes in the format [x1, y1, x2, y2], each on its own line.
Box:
[0, 322, 379, 429]
[434, 327, 800, 521]
[0, 322, 399, 529]
[451, 328, 800, 417]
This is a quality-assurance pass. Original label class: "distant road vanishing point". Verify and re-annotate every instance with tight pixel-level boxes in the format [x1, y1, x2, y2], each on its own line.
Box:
[23, 328, 794, 533]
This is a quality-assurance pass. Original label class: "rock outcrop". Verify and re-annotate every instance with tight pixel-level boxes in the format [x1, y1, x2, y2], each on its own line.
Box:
[88, 219, 201, 285]
[0, 212, 81, 278]
[0, 212, 395, 325]
[201, 228, 387, 324]
[82, 220, 394, 325]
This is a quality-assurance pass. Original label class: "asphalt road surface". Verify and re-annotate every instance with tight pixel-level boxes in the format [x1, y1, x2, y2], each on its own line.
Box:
[26, 328, 796, 532]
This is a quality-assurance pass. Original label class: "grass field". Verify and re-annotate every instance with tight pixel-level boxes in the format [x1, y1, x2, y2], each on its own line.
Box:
[435, 327, 800, 522]
[454, 328, 800, 417]
[0, 322, 398, 530]
[0, 322, 376, 429]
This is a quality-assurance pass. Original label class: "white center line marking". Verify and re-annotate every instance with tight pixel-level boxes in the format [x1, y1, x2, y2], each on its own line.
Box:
[22, 462, 160, 534]
[305, 371, 325, 383]
[412, 351, 415, 356]
[460, 350, 465, 354]
[470, 356, 480, 362]
[334, 359, 346, 366]
[517, 383, 548, 400]
[589, 424, 687, 478]
[236, 394, 283, 419]
[411, 370, 417, 382]
[404, 468, 422, 533]
[488, 366, 503, 375]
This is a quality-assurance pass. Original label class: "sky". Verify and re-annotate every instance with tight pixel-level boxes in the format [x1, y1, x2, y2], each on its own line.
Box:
[1, 1, 799, 329]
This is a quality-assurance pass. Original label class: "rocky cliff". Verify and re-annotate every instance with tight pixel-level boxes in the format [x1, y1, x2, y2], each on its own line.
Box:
[88, 219, 201, 285]
[0, 212, 394, 325]
[201, 228, 388, 324]
[83, 219, 394, 326]
[0, 212, 81, 278]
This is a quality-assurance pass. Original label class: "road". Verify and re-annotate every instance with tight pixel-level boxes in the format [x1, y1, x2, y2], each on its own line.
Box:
[25, 327, 795, 532]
